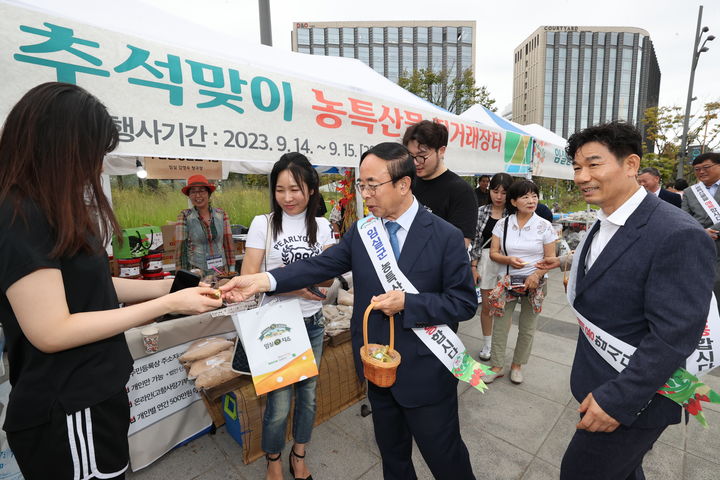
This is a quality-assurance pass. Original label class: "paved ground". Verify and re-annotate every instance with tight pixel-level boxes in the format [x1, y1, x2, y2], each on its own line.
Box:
[127, 270, 720, 480]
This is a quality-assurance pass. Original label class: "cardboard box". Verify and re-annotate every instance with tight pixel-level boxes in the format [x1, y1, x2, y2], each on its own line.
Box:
[161, 223, 177, 265]
[108, 257, 119, 277]
[328, 329, 351, 347]
[201, 340, 365, 464]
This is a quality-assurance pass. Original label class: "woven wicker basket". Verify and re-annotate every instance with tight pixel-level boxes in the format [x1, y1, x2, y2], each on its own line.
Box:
[359, 303, 401, 387]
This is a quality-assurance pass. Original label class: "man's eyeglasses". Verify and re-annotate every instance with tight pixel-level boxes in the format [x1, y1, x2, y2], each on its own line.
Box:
[693, 163, 718, 174]
[355, 179, 393, 195]
[410, 151, 433, 165]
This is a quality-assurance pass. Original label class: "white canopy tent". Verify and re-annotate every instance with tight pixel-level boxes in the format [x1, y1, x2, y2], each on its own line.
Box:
[1, 0, 551, 179]
[460, 104, 573, 180]
[0, 0, 540, 178]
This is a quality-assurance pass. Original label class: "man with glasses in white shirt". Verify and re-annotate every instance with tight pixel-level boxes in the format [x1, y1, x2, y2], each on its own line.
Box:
[682, 152, 720, 301]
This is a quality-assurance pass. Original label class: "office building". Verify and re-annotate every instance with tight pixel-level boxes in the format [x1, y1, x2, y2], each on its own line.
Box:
[513, 26, 660, 141]
[291, 21, 475, 111]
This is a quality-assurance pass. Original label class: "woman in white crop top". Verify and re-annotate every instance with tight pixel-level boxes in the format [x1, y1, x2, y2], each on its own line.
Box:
[242, 153, 334, 480]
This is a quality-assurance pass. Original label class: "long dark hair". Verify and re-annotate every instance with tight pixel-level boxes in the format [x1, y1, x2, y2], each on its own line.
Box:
[269, 153, 321, 244]
[0, 82, 120, 257]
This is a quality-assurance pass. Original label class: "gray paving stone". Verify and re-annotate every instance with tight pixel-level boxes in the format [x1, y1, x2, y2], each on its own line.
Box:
[209, 424, 251, 471]
[643, 440, 684, 480]
[461, 424, 534, 480]
[550, 305, 580, 324]
[521, 457, 561, 480]
[458, 314, 484, 340]
[327, 401, 381, 458]
[190, 465, 246, 480]
[528, 331, 576, 367]
[460, 379, 564, 454]
[511, 354, 573, 405]
[684, 453, 720, 480]
[537, 317, 579, 341]
[127, 433, 230, 480]
[536, 407, 578, 467]
[356, 462, 384, 479]
[235, 419, 380, 479]
[536, 300, 567, 320]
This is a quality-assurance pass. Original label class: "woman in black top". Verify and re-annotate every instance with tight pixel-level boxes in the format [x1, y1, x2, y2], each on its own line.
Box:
[0, 83, 222, 479]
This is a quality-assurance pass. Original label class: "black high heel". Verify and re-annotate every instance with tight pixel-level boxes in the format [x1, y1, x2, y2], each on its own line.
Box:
[289, 448, 313, 480]
[266, 452, 281, 472]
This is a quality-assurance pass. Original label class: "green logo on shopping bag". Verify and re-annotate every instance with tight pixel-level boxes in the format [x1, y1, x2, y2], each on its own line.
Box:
[258, 323, 291, 341]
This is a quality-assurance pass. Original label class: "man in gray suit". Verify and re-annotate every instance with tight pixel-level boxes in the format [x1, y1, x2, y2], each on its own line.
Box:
[540, 122, 715, 479]
[681, 152, 720, 301]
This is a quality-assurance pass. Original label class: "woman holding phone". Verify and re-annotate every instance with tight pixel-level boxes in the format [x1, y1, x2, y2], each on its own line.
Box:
[242, 152, 334, 480]
[484, 180, 557, 385]
[0, 82, 221, 479]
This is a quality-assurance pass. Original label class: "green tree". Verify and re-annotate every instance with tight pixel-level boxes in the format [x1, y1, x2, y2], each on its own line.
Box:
[641, 102, 720, 181]
[398, 68, 496, 114]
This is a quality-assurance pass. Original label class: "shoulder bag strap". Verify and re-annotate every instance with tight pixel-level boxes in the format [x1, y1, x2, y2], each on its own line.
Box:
[503, 216, 510, 276]
[263, 213, 272, 273]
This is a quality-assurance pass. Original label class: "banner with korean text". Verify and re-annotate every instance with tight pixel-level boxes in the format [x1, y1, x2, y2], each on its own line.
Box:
[0, 1, 538, 176]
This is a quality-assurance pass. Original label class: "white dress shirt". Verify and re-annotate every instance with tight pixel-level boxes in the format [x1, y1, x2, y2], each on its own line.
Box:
[586, 187, 647, 271]
[707, 180, 720, 198]
[266, 197, 420, 290]
[382, 197, 419, 253]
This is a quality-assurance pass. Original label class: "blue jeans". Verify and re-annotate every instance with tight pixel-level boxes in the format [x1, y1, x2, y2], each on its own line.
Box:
[262, 311, 325, 454]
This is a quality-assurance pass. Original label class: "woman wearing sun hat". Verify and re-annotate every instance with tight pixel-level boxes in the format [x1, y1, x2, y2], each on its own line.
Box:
[175, 174, 235, 275]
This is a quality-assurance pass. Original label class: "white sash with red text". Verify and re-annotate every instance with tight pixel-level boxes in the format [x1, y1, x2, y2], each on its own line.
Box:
[357, 214, 466, 373]
[566, 224, 720, 376]
[690, 182, 720, 224]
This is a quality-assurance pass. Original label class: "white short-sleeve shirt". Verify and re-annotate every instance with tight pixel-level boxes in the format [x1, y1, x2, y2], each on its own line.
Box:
[492, 213, 557, 277]
[246, 211, 334, 317]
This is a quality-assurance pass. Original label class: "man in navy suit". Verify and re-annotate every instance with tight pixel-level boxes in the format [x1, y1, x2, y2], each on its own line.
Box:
[549, 122, 715, 479]
[221, 142, 477, 480]
[637, 166, 682, 207]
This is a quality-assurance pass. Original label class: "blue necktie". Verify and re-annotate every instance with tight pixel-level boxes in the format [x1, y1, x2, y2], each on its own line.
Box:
[385, 221, 401, 261]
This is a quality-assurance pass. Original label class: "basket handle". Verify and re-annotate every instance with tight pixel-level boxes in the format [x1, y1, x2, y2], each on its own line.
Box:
[363, 303, 394, 351]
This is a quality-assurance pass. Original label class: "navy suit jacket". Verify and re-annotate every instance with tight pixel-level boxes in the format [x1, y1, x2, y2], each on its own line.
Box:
[571, 193, 715, 427]
[271, 206, 477, 407]
[658, 188, 682, 208]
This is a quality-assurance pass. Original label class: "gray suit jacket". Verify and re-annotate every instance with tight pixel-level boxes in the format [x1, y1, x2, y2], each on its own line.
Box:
[682, 184, 720, 229]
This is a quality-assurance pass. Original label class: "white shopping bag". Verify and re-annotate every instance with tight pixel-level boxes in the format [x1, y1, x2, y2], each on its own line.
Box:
[231, 299, 318, 395]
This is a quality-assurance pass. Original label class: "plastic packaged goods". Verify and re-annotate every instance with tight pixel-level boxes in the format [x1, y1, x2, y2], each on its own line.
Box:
[194, 362, 240, 389]
[188, 349, 233, 379]
[179, 337, 234, 363]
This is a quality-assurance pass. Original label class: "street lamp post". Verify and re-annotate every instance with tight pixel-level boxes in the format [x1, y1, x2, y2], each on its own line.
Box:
[677, 5, 714, 179]
[258, 0, 273, 47]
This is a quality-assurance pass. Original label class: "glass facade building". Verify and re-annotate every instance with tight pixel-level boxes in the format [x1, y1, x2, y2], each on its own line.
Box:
[292, 21, 475, 110]
[512, 27, 660, 144]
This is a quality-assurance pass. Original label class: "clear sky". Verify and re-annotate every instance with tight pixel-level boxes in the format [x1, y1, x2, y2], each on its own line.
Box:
[145, 0, 720, 115]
